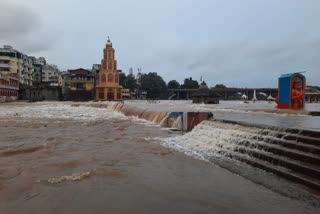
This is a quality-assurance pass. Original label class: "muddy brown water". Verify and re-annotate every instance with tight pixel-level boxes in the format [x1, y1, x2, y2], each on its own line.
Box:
[0, 102, 319, 214]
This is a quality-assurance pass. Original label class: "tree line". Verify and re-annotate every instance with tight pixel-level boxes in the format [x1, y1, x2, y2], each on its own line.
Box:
[119, 72, 226, 99]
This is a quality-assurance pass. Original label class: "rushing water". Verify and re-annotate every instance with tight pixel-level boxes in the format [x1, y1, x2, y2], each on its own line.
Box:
[124, 100, 320, 131]
[0, 101, 319, 213]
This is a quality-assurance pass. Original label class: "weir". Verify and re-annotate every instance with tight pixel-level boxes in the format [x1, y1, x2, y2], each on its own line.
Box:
[85, 102, 213, 131]
[161, 119, 320, 196]
[83, 101, 320, 196]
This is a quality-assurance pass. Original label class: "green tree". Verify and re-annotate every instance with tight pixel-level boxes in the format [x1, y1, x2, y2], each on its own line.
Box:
[125, 74, 137, 92]
[181, 77, 199, 89]
[119, 72, 126, 88]
[168, 80, 180, 89]
[140, 72, 168, 99]
[213, 84, 227, 89]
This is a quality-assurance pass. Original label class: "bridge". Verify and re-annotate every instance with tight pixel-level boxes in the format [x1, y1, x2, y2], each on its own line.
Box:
[168, 88, 279, 100]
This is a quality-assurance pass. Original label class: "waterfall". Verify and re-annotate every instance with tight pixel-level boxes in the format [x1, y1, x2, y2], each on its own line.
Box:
[74, 101, 320, 196]
[85, 102, 170, 127]
[160, 119, 320, 194]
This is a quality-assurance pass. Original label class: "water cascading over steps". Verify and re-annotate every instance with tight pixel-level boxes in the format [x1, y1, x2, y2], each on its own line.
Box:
[161, 119, 320, 195]
[85, 102, 172, 127]
[82, 102, 320, 195]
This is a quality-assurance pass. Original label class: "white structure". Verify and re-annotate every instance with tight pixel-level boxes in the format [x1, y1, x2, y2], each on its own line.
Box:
[0, 45, 21, 74]
[129, 67, 133, 75]
[252, 89, 258, 102]
[42, 64, 60, 84]
[22, 55, 34, 86]
[241, 94, 248, 100]
[36, 57, 46, 65]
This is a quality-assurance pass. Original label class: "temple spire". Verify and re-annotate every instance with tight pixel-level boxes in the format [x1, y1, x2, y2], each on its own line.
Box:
[106, 36, 112, 47]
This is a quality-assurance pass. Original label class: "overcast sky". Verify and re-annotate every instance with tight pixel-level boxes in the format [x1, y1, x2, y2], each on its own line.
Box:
[1, 0, 319, 87]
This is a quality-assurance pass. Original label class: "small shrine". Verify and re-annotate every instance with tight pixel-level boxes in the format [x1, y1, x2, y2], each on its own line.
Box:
[192, 82, 220, 104]
[275, 72, 305, 109]
[96, 38, 123, 101]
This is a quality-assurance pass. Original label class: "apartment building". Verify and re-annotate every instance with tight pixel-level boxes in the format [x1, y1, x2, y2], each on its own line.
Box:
[42, 64, 60, 85]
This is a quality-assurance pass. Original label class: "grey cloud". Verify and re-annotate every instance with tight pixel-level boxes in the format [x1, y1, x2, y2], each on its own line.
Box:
[0, 2, 58, 54]
[145, 33, 320, 87]
[0, 2, 40, 37]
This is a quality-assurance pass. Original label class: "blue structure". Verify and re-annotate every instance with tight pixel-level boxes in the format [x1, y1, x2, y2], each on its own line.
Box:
[276, 72, 305, 109]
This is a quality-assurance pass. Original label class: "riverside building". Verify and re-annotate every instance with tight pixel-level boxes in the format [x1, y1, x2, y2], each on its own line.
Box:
[65, 68, 95, 101]
[0, 45, 48, 87]
[0, 73, 19, 102]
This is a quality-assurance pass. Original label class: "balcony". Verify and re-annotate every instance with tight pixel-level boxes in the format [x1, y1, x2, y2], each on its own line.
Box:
[0, 63, 11, 68]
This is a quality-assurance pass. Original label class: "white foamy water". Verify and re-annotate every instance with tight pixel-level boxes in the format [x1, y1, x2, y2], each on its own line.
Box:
[0, 102, 127, 121]
[125, 100, 320, 112]
[44, 171, 91, 184]
[158, 120, 281, 161]
[124, 100, 320, 131]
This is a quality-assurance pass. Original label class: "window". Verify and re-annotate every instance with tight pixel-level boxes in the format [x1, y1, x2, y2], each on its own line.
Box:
[0, 68, 10, 71]
[115, 74, 118, 83]
[99, 91, 104, 99]
[101, 73, 106, 82]
[108, 73, 113, 82]
[98, 88, 104, 99]
[108, 62, 112, 70]
[107, 89, 114, 100]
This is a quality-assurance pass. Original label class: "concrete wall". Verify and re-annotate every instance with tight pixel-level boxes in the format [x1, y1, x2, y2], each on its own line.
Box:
[162, 111, 213, 131]
[20, 86, 62, 101]
[67, 90, 94, 101]
[185, 112, 213, 131]
[0, 96, 18, 103]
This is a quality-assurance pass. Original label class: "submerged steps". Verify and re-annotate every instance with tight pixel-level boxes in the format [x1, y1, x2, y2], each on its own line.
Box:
[84, 102, 320, 195]
[224, 152, 320, 192]
[233, 139, 320, 165]
[211, 119, 320, 195]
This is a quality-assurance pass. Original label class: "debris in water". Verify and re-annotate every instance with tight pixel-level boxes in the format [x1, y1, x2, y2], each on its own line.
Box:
[46, 171, 91, 184]
[0, 145, 44, 156]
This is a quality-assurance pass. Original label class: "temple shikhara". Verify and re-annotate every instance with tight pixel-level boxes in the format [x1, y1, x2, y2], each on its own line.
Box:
[96, 38, 122, 101]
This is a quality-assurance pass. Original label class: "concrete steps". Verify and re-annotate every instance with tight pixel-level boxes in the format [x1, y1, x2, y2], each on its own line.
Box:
[214, 119, 320, 195]
[225, 152, 320, 192]
[233, 140, 320, 165]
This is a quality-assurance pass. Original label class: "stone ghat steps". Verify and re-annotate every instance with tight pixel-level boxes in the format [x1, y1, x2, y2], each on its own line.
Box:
[233, 146, 320, 179]
[217, 144, 320, 181]
[259, 137, 320, 156]
[233, 140, 320, 165]
[248, 128, 320, 148]
[213, 119, 320, 194]
[225, 131, 320, 157]
[224, 152, 320, 193]
[216, 119, 320, 139]
[282, 135, 320, 147]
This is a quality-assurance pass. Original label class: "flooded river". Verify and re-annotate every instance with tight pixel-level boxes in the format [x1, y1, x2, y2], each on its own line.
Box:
[0, 101, 319, 213]
[125, 100, 320, 131]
